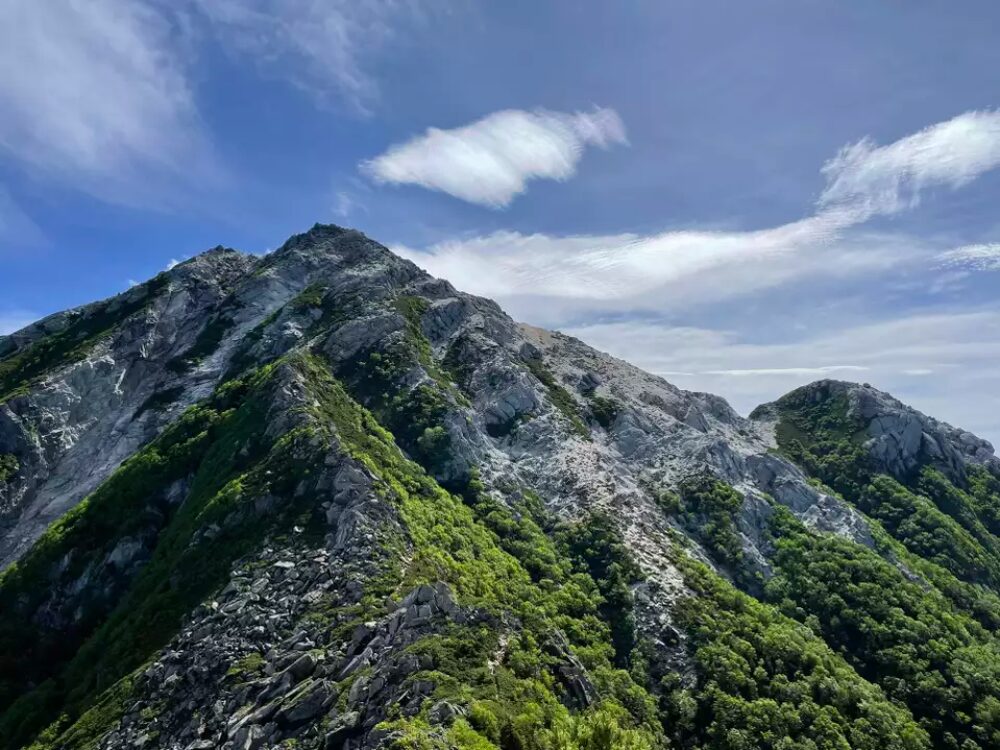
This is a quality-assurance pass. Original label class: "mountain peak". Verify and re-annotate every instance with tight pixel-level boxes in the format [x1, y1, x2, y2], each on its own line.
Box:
[278, 221, 353, 248]
[5, 225, 1000, 750]
[753, 378, 997, 483]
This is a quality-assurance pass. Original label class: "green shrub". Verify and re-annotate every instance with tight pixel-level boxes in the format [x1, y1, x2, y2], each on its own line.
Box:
[0, 359, 327, 748]
[588, 396, 620, 430]
[523, 358, 589, 439]
[675, 475, 745, 569]
[669, 551, 930, 750]
[0, 454, 18, 483]
[764, 506, 1000, 748]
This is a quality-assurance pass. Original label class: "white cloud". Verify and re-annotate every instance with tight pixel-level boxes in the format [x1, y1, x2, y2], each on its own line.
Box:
[396, 220, 916, 323]
[566, 311, 1000, 446]
[819, 110, 1000, 218]
[702, 365, 868, 377]
[184, 0, 441, 113]
[0, 0, 221, 207]
[333, 190, 363, 219]
[0, 310, 39, 336]
[390, 109, 1000, 449]
[397, 110, 1000, 320]
[362, 107, 627, 208]
[938, 242, 1000, 271]
[0, 0, 437, 208]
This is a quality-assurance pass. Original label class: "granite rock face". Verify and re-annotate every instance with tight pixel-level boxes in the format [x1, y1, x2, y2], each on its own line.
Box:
[752, 379, 999, 485]
[2, 225, 997, 750]
[1, 226, 882, 576]
[0, 249, 260, 566]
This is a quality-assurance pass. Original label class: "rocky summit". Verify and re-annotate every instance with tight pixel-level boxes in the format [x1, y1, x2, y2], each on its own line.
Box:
[2, 224, 1000, 750]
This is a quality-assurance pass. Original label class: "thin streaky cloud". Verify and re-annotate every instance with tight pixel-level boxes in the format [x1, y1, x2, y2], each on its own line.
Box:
[396, 223, 914, 322]
[0, 0, 222, 208]
[819, 109, 1000, 218]
[0, 0, 439, 210]
[938, 242, 1000, 271]
[333, 190, 364, 219]
[184, 0, 446, 114]
[703, 366, 868, 377]
[566, 310, 1000, 444]
[0, 186, 44, 247]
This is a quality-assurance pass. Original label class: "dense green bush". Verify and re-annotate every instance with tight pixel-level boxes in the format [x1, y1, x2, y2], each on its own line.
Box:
[664, 554, 930, 750]
[301, 355, 664, 748]
[556, 513, 644, 667]
[670, 475, 745, 570]
[11, 334, 1000, 750]
[770, 386, 1000, 593]
[0, 360, 324, 748]
[0, 454, 18, 483]
[858, 475, 1000, 587]
[588, 396, 620, 430]
[968, 465, 1000, 536]
[765, 507, 1000, 749]
[767, 388, 872, 501]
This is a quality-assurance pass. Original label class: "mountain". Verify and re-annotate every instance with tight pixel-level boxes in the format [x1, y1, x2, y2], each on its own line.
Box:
[1, 224, 999, 750]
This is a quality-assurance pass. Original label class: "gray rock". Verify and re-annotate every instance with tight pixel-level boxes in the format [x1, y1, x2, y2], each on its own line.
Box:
[544, 631, 597, 708]
[323, 711, 360, 750]
[275, 680, 332, 727]
[8, 224, 997, 750]
[286, 653, 316, 681]
[232, 723, 266, 750]
[428, 700, 466, 725]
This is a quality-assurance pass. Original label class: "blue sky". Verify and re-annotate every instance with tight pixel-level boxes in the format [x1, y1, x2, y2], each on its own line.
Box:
[2, 1, 1000, 443]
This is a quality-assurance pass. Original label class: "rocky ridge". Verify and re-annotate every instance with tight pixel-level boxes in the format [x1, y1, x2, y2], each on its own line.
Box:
[2, 224, 998, 750]
[754, 378, 997, 483]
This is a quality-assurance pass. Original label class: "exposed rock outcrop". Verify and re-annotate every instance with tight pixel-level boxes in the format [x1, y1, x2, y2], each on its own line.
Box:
[753, 379, 999, 485]
[4, 224, 998, 750]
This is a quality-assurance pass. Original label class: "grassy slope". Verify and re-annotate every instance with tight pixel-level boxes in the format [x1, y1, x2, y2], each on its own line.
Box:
[0, 353, 665, 750]
[0, 359, 326, 748]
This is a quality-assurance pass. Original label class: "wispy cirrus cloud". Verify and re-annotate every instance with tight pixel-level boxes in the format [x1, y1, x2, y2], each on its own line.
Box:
[183, 0, 444, 114]
[701, 365, 869, 377]
[819, 109, 1000, 218]
[0, 187, 43, 247]
[0, 0, 443, 209]
[362, 107, 627, 208]
[396, 109, 1000, 446]
[0, 0, 222, 208]
[395, 220, 916, 323]
[938, 242, 1000, 271]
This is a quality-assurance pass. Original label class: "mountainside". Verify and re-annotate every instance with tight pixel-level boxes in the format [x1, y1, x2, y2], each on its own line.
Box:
[2, 224, 999, 750]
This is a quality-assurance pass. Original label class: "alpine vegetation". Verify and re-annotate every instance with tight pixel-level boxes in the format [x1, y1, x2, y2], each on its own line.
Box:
[2, 225, 999, 750]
